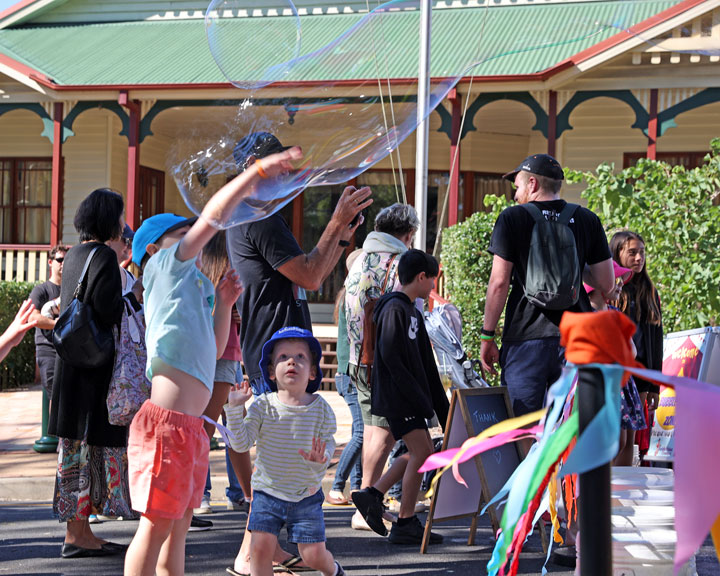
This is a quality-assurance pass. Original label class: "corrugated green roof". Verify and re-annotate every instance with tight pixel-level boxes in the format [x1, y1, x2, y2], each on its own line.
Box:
[0, 1, 675, 86]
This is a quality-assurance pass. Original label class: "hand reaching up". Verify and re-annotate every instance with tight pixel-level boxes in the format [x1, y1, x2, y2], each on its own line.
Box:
[216, 268, 242, 306]
[228, 380, 252, 407]
[298, 437, 327, 464]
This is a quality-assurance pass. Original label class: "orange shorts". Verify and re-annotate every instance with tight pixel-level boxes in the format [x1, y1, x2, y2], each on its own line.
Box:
[128, 400, 209, 519]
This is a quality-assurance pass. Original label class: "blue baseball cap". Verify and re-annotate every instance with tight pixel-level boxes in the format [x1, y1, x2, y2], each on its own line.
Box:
[259, 327, 323, 393]
[131, 213, 197, 266]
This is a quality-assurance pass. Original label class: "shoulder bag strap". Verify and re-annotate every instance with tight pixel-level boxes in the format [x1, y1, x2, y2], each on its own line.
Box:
[73, 246, 100, 300]
[381, 254, 398, 294]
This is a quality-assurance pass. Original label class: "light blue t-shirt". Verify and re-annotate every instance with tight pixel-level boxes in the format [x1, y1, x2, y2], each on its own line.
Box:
[143, 242, 216, 391]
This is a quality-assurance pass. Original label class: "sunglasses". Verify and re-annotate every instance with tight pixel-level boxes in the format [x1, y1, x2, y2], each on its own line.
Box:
[54, 257, 64, 263]
[123, 238, 132, 248]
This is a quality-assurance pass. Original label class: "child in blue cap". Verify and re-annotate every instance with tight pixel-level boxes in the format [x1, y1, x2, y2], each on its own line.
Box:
[225, 326, 345, 576]
[124, 147, 301, 576]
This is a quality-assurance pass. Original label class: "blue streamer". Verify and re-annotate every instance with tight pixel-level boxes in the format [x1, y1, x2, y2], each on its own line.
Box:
[559, 364, 622, 478]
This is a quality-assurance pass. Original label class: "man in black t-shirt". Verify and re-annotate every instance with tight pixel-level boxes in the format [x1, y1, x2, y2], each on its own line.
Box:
[479, 154, 614, 416]
[29, 244, 69, 395]
[228, 132, 372, 395]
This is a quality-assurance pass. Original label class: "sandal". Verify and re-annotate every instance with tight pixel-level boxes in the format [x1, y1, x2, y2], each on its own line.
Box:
[274, 554, 314, 572]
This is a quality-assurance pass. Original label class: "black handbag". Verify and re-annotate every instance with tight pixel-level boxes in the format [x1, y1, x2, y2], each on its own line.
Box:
[53, 247, 115, 369]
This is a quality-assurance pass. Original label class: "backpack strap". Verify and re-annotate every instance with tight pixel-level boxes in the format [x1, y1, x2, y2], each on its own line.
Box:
[381, 254, 398, 294]
[521, 202, 545, 223]
[522, 202, 579, 224]
[557, 203, 579, 225]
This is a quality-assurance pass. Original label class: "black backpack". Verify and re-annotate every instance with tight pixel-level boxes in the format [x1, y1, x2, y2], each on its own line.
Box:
[521, 202, 581, 310]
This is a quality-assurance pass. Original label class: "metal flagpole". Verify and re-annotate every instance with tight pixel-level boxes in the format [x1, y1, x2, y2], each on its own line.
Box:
[414, 0, 431, 251]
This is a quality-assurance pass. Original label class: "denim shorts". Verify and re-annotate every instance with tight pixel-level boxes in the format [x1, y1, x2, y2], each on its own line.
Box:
[248, 489, 326, 544]
[215, 359, 240, 384]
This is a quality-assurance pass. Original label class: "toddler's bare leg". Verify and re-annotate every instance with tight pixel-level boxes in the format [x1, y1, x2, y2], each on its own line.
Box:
[250, 531, 278, 576]
[298, 542, 336, 576]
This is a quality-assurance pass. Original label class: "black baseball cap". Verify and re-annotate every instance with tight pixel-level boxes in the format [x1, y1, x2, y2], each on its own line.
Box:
[503, 153, 564, 182]
[233, 132, 291, 169]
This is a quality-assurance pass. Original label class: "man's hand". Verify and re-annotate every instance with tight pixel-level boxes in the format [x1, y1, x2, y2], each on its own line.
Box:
[480, 339, 500, 376]
[299, 437, 328, 464]
[217, 269, 242, 306]
[131, 278, 144, 304]
[228, 381, 252, 407]
[331, 186, 373, 236]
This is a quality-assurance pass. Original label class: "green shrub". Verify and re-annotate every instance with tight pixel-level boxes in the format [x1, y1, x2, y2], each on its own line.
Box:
[567, 138, 720, 332]
[0, 281, 39, 390]
[441, 195, 511, 369]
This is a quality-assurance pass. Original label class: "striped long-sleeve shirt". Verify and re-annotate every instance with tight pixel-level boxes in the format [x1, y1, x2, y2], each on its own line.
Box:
[224, 393, 336, 503]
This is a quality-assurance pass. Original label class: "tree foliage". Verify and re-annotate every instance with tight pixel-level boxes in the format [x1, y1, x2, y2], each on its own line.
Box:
[566, 138, 720, 333]
[441, 195, 511, 365]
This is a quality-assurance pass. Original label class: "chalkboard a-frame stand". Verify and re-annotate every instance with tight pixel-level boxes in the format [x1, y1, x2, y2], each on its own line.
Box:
[421, 387, 543, 554]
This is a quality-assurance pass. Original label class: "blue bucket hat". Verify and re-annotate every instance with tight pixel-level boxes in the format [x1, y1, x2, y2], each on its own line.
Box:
[132, 213, 197, 266]
[259, 327, 323, 393]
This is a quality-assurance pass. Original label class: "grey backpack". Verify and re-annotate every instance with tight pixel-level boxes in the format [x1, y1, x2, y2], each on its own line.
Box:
[521, 202, 580, 310]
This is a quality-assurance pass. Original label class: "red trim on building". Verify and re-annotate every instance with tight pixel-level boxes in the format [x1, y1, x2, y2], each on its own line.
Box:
[0, 243, 52, 250]
[547, 90, 557, 158]
[119, 91, 141, 229]
[51, 101, 62, 246]
[0, 0, 38, 22]
[647, 88, 659, 160]
[447, 89, 461, 227]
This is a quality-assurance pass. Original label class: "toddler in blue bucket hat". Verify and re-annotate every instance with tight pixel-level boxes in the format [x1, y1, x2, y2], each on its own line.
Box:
[224, 326, 346, 576]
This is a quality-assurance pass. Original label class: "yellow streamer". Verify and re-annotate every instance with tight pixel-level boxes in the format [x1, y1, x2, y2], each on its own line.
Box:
[424, 408, 547, 498]
[548, 470, 564, 544]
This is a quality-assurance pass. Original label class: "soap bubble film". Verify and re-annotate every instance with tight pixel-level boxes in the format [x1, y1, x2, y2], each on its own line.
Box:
[171, 0, 702, 228]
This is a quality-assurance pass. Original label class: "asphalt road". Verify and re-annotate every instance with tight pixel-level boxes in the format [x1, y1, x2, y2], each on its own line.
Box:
[1, 502, 718, 576]
[0, 502, 573, 576]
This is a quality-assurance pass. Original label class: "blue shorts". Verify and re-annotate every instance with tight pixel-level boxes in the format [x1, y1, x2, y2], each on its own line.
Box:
[500, 338, 564, 417]
[248, 490, 326, 544]
[214, 359, 240, 384]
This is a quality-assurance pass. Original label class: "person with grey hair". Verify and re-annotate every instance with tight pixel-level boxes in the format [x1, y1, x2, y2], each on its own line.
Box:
[343, 202, 419, 531]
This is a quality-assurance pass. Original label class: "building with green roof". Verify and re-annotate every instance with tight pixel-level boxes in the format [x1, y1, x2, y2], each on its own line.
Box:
[0, 0, 718, 317]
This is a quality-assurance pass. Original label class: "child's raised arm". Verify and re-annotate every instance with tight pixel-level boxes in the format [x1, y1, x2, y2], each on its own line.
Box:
[176, 147, 303, 263]
[0, 299, 37, 363]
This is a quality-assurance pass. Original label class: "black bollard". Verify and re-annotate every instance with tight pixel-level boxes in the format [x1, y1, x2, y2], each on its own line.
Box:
[577, 367, 612, 576]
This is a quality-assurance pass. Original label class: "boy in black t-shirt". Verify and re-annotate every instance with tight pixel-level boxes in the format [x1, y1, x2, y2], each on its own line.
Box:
[354, 249, 449, 545]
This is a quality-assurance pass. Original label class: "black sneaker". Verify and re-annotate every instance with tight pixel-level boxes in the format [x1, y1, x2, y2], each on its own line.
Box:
[188, 515, 213, 532]
[351, 488, 387, 536]
[388, 516, 443, 545]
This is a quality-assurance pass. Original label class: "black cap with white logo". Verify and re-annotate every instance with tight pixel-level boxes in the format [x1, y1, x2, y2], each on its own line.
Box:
[503, 153, 564, 182]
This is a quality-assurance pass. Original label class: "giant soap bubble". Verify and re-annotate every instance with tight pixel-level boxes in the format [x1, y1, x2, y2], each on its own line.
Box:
[171, 0, 703, 229]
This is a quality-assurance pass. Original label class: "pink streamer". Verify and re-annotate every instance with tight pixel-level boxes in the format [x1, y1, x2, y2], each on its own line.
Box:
[419, 425, 543, 476]
[623, 365, 720, 574]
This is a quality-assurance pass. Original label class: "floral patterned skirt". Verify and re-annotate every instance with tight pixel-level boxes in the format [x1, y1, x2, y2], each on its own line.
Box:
[53, 437, 138, 522]
[620, 377, 647, 431]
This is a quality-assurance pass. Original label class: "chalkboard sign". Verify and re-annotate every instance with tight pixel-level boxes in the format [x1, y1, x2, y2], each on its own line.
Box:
[421, 387, 524, 553]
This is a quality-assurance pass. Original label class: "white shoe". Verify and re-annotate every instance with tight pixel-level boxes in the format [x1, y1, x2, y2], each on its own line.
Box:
[351, 510, 372, 531]
[385, 498, 426, 514]
[194, 494, 213, 515]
